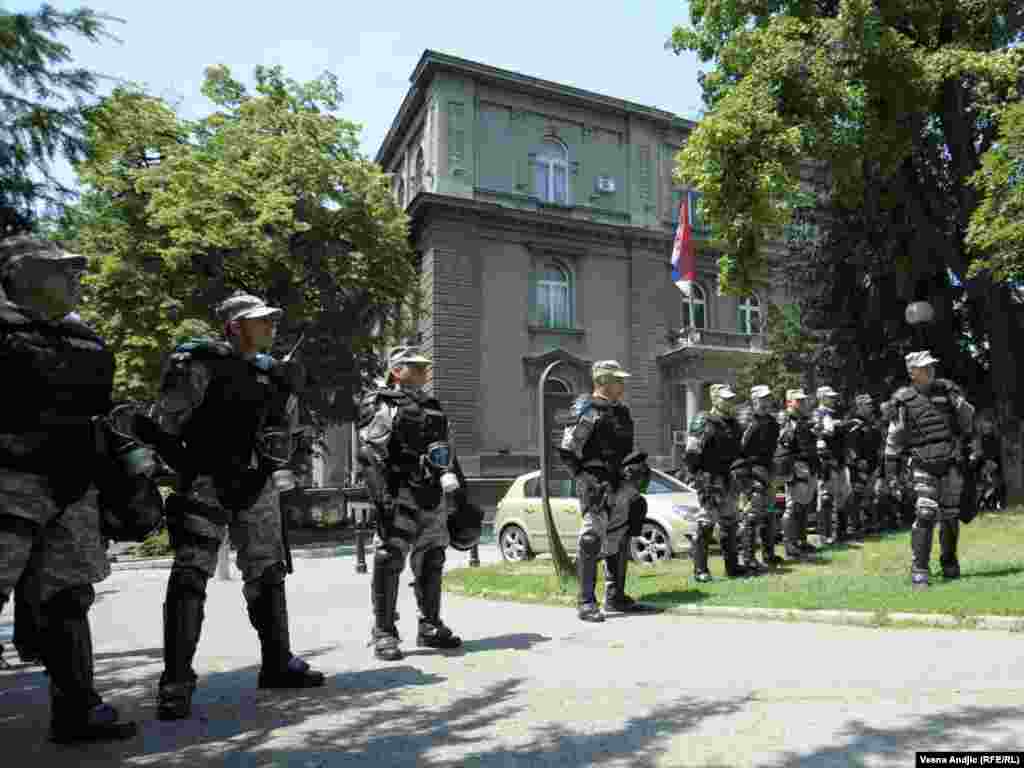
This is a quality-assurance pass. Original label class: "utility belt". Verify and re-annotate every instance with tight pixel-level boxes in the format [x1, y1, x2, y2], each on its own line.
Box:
[0, 428, 98, 509]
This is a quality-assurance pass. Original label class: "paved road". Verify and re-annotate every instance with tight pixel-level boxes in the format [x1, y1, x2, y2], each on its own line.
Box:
[2, 549, 1022, 767]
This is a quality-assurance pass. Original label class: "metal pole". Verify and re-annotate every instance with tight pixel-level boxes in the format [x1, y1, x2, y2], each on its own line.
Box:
[355, 505, 368, 574]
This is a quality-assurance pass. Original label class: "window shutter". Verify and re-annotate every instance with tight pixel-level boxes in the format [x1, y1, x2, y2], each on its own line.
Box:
[528, 266, 538, 325]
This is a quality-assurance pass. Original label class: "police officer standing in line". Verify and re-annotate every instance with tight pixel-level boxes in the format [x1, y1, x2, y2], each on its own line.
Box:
[358, 346, 465, 659]
[884, 351, 978, 589]
[0, 235, 159, 743]
[774, 388, 819, 559]
[684, 384, 744, 582]
[558, 360, 658, 622]
[875, 399, 901, 531]
[135, 292, 324, 721]
[734, 385, 782, 573]
[846, 394, 885, 536]
[813, 385, 852, 545]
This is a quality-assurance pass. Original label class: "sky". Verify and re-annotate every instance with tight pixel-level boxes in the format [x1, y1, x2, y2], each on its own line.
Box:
[8, 0, 707, 187]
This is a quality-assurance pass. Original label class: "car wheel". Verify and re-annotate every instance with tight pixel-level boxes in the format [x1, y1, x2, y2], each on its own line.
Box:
[629, 522, 671, 564]
[499, 524, 533, 562]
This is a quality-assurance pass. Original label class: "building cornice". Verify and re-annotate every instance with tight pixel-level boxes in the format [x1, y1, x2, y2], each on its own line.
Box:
[376, 49, 698, 169]
[407, 192, 675, 252]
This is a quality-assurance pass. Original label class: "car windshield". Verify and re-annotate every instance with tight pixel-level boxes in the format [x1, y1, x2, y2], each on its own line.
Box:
[646, 473, 690, 494]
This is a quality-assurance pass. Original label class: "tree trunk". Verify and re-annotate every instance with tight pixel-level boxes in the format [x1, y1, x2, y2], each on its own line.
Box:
[980, 278, 1023, 503]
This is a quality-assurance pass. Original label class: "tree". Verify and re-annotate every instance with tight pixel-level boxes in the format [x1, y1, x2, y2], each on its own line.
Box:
[0, 4, 117, 234]
[734, 303, 821, 402]
[65, 65, 419, 417]
[669, 1, 1024, 496]
[967, 100, 1024, 281]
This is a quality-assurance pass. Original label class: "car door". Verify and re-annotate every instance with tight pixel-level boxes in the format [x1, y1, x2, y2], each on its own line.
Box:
[521, 475, 547, 551]
[551, 474, 581, 552]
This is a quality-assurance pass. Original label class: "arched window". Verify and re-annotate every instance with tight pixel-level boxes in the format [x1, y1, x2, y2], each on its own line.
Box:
[738, 293, 762, 335]
[395, 177, 405, 207]
[534, 261, 573, 329]
[413, 148, 424, 194]
[534, 139, 569, 204]
[681, 283, 707, 330]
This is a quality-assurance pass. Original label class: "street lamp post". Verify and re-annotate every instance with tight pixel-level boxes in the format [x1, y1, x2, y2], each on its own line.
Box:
[905, 300, 935, 350]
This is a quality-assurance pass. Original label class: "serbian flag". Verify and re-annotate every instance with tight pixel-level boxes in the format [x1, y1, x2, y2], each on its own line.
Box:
[671, 193, 696, 297]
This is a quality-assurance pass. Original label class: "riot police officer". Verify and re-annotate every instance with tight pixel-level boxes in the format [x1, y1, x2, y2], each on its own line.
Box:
[884, 351, 977, 588]
[846, 394, 885, 536]
[135, 292, 324, 720]
[0, 235, 160, 743]
[684, 384, 744, 582]
[358, 346, 465, 659]
[813, 385, 852, 545]
[774, 388, 819, 559]
[734, 385, 782, 573]
[975, 415, 1005, 511]
[558, 360, 658, 621]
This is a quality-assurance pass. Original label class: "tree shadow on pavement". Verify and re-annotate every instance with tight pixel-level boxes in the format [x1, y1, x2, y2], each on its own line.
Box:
[642, 589, 709, 606]
[766, 705, 1024, 767]
[456, 633, 552, 654]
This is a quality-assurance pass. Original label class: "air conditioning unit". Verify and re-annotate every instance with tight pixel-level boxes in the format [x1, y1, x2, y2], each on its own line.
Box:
[595, 175, 616, 193]
[672, 430, 688, 446]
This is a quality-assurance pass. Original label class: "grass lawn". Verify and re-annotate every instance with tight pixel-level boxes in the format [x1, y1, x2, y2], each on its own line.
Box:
[447, 508, 1024, 619]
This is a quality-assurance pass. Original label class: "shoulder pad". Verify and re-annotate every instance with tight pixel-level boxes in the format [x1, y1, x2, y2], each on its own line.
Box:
[375, 387, 409, 401]
[934, 378, 960, 395]
[894, 386, 916, 402]
[571, 395, 594, 417]
[173, 337, 231, 358]
[0, 300, 30, 326]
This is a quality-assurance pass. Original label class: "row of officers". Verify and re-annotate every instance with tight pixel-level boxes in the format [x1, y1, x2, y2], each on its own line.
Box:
[556, 351, 985, 622]
[0, 236, 482, 745]
[0, 234, 1000, 743]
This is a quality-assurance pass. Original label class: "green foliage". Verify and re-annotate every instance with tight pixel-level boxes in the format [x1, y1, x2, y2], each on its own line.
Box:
[735, 303, 818, 401]
[0, 4, 118, 233]
[668, 0, 1024, 296]
[968, 100, 1024, 281]
[58, 64, 419, 409]
[133, 527, 173, 558]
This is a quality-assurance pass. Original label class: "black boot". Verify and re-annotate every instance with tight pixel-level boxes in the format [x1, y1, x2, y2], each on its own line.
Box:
[911, 521, 934, 589]
[415, 548, 462, 649]
[577, 534, 604, 621]
[831, 501, 848, 545]
[247, 567, 325, 689]
[721, 523, 745, 578]
[738, 517, 764, 574]
[605, 537, 660, 613]
[818, 493, 834, 543]
[783, 510, 804, 559]
[939, 519, 960, 579]
[797, 504, 817, 553]
[371, 551, 403, 661]
[158, 568, 207, 720]
[692, 523, 712, 582]
[761, 516, 783, 566]
[42, 587, 137, 744]
[13, 574, 43, 665]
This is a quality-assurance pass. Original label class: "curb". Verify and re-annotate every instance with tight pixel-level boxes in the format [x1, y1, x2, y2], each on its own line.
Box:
[109, 544, 354, 571]
[441, 587, 1024, 633]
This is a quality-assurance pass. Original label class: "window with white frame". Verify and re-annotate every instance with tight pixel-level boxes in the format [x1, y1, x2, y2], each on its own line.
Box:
[395, 176, 405, 207]
[534, 139, 569, 204]
[681, 283, 707, 330]
[534, 261, 573, 329]
[738, 294, 762, 335]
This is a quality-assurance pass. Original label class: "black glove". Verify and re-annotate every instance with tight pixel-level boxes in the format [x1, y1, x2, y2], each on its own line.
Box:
[132, 414, 191, 473]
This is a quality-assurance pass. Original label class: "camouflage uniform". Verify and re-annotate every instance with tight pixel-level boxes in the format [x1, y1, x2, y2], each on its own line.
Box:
[0, 236, 138, 743]
[684, 384, 744, 582]
[812, 386, 852, 544]
[142, 293, 323, 721]
[358, 346, 464, 658]
[559, 360, 657, 620]
[774, 389, 820, 558]
[845, 394, 885, 535]
[733, 385, 782, 572]
[885, 351, 977, 588]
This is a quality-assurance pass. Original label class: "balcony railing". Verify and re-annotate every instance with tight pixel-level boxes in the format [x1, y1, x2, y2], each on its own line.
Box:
[668, 327, 768, 352]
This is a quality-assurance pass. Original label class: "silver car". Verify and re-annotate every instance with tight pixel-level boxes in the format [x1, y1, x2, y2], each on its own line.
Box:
[494, 469, 699, 564]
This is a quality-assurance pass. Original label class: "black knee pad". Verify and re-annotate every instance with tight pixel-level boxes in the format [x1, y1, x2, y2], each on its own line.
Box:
[168, 567, 209, 601]
[374, 544, 404, 572]
[43, 585, 95, 620]
[579, 532, 602, 557]
[421, 546, 446, 574]
[0, 514, 40, 540]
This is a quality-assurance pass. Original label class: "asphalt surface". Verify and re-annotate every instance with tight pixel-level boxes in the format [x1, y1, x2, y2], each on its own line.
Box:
[2, 547, 1022, 767]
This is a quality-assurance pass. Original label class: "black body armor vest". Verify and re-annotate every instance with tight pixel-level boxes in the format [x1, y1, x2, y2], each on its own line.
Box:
[894, 380, 960, 467]
[578, 399, 634, 477]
